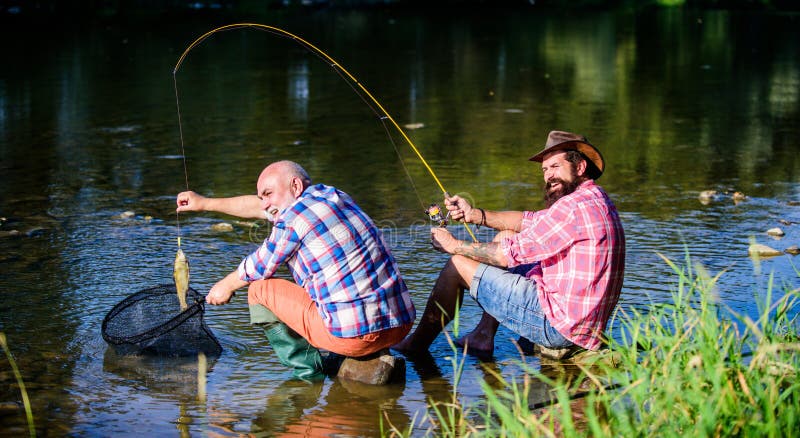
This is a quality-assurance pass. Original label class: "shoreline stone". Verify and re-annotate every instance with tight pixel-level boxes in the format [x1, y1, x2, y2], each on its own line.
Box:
[748, 243, 783, 258]
[210, 222, 234, 232]
[766, 227, 785, 237]
[334, 350, 405, 385]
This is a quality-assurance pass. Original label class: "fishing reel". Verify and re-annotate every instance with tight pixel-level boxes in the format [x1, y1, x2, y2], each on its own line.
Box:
[425, 203, 449, 227]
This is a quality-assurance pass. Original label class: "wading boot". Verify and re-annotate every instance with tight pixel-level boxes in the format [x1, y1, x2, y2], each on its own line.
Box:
[262, 322, 324, 382]
[251, 304, 324, 382]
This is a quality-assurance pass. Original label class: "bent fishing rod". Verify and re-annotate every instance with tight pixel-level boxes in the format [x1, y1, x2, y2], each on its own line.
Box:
[172, 23, 478, 242]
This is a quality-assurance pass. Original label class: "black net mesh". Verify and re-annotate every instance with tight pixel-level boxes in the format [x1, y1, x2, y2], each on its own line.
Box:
[102, 284, 222, 357]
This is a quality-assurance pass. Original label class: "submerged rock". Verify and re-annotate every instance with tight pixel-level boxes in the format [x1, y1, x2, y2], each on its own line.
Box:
[335, 350, 405, 385]
[210, 222, 234, 232]
[537, 344, 584, 360]
[232, 220, 259, 228]
[748, 243, 783, 258]
[767, 227, 785, 237]
[785, 246, 800, 255]
[698, 190, 718, 204]
[568, 349, 622, 367]
[21, 227, 46, 237]
[0, 401, 20, 413]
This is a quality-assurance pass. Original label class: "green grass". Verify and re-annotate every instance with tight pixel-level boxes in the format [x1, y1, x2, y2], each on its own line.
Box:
[489, 253, 800, 436]
[389, 253, 800, 436]
[0, 332, 36, 437]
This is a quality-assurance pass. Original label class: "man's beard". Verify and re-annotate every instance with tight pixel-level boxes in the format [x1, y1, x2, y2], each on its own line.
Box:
[543, 177, 582, 208]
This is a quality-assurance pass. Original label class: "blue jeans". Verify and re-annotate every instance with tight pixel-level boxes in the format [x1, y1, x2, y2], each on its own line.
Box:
[470, 263, 574, 349]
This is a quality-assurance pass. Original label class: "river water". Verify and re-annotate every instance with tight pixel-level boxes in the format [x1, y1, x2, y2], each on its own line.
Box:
[1, 6, 799, 436]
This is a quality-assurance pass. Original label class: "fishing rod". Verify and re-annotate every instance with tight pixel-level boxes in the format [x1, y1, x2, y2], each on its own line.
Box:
[172, 23, 478, 242]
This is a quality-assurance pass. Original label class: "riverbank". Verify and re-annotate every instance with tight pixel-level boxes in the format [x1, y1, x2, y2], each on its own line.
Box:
[390, 254, 800, 436]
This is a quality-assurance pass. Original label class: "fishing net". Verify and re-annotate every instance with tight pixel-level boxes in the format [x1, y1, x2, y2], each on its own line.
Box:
[102, 284, 222, 357]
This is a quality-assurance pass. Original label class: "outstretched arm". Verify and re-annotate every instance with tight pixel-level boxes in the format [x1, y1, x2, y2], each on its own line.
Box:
[176, 191, 265, 220]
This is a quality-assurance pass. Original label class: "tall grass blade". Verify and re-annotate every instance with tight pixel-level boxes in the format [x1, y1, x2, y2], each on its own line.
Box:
[0, 332, 36, 438]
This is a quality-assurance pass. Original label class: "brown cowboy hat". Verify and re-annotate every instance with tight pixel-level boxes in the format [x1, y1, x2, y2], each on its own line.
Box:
[529, 130, 604, 179]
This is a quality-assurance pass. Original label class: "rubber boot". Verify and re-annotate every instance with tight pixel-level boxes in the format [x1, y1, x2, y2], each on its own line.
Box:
[262, 323, 325, 382]
[250, 304, 324, 382]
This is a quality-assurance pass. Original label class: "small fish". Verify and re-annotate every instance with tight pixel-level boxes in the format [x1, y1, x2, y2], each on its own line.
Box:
[174, 248, 190, 311]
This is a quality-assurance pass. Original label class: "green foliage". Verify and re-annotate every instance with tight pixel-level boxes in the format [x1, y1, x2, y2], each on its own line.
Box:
[482, 253, 800, 436]
[0, 333, 36, 438]
[382, 296, 480, 437]
[656, 0, 687, 6]
[394, 253, 799, 436]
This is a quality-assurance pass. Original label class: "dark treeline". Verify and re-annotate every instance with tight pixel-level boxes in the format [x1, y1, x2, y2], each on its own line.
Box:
[1, 0, 798, 23]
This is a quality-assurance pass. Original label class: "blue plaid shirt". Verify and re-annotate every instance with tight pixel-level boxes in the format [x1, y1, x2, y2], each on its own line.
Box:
[238, 184, 415, 338]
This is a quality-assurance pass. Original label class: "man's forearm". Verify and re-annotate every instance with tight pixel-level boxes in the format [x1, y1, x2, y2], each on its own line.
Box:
[206, 195, 264, 219]
[452, 241, 508, 267]
[469, 209, 524, 232]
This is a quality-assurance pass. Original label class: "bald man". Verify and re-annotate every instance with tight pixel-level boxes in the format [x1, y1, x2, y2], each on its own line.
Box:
[177, 161, 415, 381]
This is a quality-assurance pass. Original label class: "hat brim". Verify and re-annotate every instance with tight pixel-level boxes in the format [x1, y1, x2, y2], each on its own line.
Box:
[528, 140, 605, 179]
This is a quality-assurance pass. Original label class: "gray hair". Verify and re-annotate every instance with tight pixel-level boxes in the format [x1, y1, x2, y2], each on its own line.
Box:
[275, 160, 312, 186]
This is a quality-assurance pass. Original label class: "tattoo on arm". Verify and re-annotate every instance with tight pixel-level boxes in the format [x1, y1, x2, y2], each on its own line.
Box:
[454, 242, 506, 266]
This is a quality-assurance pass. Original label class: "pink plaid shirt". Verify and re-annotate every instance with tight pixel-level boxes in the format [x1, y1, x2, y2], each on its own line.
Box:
[501, 180, 625, 350]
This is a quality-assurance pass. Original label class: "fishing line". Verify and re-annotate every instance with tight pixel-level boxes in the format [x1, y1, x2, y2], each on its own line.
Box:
[173, 73, 190, 249]
[172, 23, 478, 242]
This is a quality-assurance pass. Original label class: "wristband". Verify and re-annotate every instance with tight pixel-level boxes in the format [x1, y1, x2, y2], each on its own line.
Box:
[476, 208, 486, 229]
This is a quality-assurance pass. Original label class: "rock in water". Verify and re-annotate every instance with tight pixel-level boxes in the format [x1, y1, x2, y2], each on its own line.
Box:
[211, 222, 234, 232]
[698, 190, 717, 204]
[748, 243, 783, 258]
[766, 228, 785, 237]
[336, 350, 405, 385]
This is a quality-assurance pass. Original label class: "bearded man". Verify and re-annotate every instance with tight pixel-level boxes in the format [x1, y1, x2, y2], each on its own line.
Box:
[393, 131, 625, 358]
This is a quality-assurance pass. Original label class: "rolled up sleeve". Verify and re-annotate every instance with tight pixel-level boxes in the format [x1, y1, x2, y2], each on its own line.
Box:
[237, 222, 301, 281]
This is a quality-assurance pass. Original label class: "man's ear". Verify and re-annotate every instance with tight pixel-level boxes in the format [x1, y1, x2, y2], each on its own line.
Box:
[575, 158, 588, 177]
[290, 176, 303, 197]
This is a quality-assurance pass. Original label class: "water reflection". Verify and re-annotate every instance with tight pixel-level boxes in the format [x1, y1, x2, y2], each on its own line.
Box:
[248, 378, 410, 436]
[287, 59, 309, 123]
[1, 7, 799, 436]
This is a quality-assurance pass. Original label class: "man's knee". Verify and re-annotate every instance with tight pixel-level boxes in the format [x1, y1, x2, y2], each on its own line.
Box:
[445, 255, 480, 287]
[247, 280, 268, 306]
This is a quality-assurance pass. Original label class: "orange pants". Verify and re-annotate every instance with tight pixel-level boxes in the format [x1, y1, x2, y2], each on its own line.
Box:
[247, 279, 411, 357]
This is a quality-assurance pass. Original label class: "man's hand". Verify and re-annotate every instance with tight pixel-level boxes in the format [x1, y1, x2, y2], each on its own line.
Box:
[431, 227, 461, 254]
[444, 194, 473, 223]
[206, 270, 249, 305]
[206, 281, 236, 305]
[176, 191, 207, 213]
